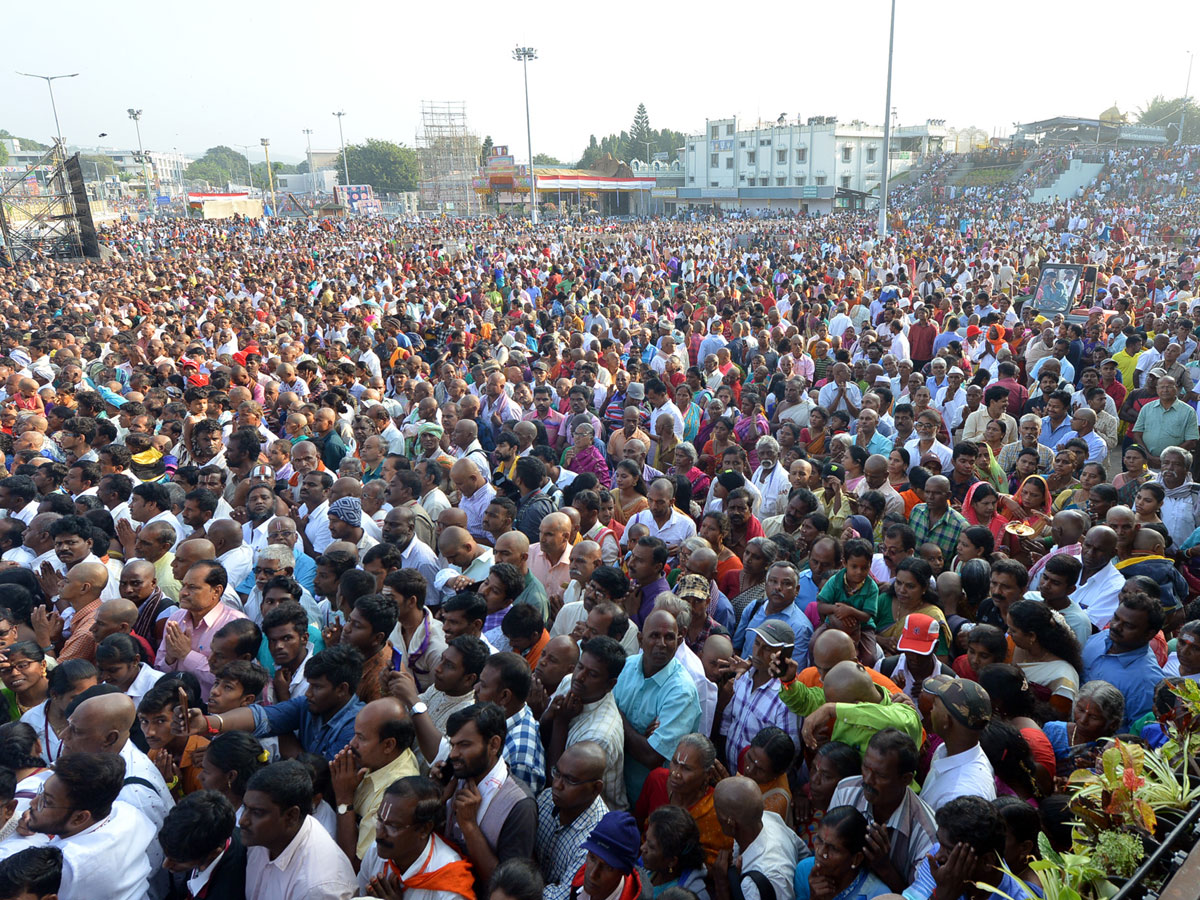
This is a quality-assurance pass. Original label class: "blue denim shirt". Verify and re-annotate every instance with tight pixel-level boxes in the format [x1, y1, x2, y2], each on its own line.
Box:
[1082, 634, 1164, 729]
[250, 694, 364, 760]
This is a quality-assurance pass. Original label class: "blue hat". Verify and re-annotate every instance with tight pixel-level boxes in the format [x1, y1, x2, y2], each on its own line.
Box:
[581, 811, 641, 873]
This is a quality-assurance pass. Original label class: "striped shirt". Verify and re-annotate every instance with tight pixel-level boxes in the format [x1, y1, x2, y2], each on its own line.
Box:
[719, 672, 800, 769]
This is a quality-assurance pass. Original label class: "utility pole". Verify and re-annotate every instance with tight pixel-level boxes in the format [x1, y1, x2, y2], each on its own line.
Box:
[260, 138, 277, 216]
[127, 108, 153, 205]
[17, 71, 77, 151]
[1181, 51, 1194, 145]
[877, 0, 896, 238]
[513, 46, 539, 225]
[333, 111, 350, 187]
[303, 128, 315, 194]
[236, 144, 255, 191]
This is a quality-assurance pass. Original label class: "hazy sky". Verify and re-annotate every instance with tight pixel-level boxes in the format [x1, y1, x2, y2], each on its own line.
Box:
[6, 0, 1194, 167]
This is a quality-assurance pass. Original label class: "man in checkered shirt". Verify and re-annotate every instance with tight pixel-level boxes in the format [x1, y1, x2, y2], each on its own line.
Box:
[536, 741, 609, 900]
[719, 619, 801, 769]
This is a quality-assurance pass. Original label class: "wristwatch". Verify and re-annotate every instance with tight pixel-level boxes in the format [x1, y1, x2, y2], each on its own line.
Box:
[337, 803, 352, 816]
[411, 701, 428, 716]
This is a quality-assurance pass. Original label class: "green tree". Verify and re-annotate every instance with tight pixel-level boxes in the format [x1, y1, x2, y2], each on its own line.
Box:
[533, 153, 561, 166]
[0, 142, 7, 166]
[251, 160, 298, 188]
[336, 139, 419, 193]
[186, 145, 252, 187]
[1138, 95, 1200, 144]
[480, 135, 494, 165]
[626, 103, 653, 162]
[0, 130, 49, 151]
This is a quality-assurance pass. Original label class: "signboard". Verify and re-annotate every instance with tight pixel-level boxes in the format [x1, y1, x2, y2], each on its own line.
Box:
[487, 155, 515, 169]
[650, 187, 677, 198]
[711, 140, 733, 152]
[334, 184, 380, 215]
[155, 195, 171, 205]
[652, 151, 669, 162]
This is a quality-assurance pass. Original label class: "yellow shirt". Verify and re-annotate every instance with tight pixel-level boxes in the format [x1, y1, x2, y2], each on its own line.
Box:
[353, 749, 420, 858]
[1113, 349, 1142, 394]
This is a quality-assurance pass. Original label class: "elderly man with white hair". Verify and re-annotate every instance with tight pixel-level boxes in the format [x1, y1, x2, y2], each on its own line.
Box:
[750, 436, 790, 518]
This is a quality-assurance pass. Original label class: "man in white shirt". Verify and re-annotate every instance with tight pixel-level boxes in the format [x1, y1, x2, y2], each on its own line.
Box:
[750, 436, 791, 518]
[626, 478, 697, 554]
[298, 471, 335, 556]
[243, 759, 357, 900]
[919, 677, 996, 810]
[645, 379, 685, 459]
[16, 751, 156, 900]
[1076, 525, 1124, 628]
[714, 775, 805, 900]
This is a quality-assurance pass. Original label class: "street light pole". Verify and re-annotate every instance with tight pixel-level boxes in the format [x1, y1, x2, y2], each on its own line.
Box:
[1181, 51, 1194, 145]
[235, 144, 255, 191]
[513, 46, 539, 225]
[260, 138, 277, 216]
[17, 71, 78, 151]
[303, 128, 315, 194]
[127, 108, 153, 205]
[333, 111, 350, 187]
[877, 0, 896, 238]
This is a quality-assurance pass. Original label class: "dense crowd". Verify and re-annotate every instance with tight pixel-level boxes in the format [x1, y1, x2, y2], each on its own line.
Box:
[0, 141, 1195, 900]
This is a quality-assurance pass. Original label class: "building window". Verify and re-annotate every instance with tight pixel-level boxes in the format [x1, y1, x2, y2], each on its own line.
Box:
[710, 181, 719, 187]
[747, 151, 756, 165]
[777, 150, 787, 164]
[739, 175, 746, 181]
[689, 144, 697, 153]
[726, 124, 734, 135]
[842, 147, 852, 162]
[816, 176, 827, 186]
[842, 175, 851, 188]
[739, 140, 746, 148]
[796, 148, 807, 163]
[866, 147, 877, 164]
[776, 177, 786, 186]
[726, 157, 734, 169]
[760, 138, 771, 146]
[797, 176, 806, 185]
[711, 154, 719, 167]
[711, 126, 719, 139]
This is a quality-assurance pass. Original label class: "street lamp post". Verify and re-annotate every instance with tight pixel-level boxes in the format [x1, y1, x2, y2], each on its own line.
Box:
[1181, 51, 1194, 145]
[513, 46, 539, 225]
[235, 144, 255, 190]
[127, 108, 153, 205]
[303, 128, 315, 194]
[877, 0, 896, 238]
[333, 111, 350, 188]
[17, 71, 77, 152]
[260, 138, 277, 216]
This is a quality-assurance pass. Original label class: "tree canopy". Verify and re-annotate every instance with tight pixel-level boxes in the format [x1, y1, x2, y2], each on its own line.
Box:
[336, 139, 419, 194]
[576, 105, 686, 168]
[533, 153, 562, 166]
[1137, 95, 1200, 144]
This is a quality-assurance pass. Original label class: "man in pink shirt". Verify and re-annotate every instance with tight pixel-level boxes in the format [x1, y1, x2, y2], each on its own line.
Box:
[528, 511, 573, 610]
[155, 558, 247, 696]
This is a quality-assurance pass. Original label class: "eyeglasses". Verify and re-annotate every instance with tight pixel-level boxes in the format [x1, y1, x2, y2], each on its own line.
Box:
[31, 786, 70, 812]
[253, 566, 283, 575]
[551, 766, 591, 787]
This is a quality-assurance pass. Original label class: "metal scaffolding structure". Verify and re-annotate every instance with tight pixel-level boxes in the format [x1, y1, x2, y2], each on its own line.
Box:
[0, 140, 90, 264]
[416, 101, 481, 215]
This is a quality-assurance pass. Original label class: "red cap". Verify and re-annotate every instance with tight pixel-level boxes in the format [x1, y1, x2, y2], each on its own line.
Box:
[898, 613, 940, 655]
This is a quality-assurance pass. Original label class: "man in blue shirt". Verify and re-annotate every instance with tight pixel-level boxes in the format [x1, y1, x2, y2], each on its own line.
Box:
[1081, 593, 1165, 729]
[795, 538, 841, 628]
[1039, 390, 1075, 449]
[179, 643, 365, 760]
[612, 609, 700, 805]
[735, 560, 815, 664]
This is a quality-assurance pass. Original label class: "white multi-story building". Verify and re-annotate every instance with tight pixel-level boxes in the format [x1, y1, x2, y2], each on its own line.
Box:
[677, 115, 948, 214]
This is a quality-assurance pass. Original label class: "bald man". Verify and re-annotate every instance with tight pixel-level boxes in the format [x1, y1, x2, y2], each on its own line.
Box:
[714, 774, 803, 900]
[451, 457, 496, 543]
[61, 691, 173, 829]
[529, 512, 573, 611]
[538, 741, 609, 895]
[170, 537, 244, 612]
[209, 519, 254, 590]
[90, 597, 140, 645]
[776, 659, 922, 754]
[437, 526, 495, 599]
[793, 628, 901, 692]
[493, 530, 549, 622]
[56, 560, 110, 662]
